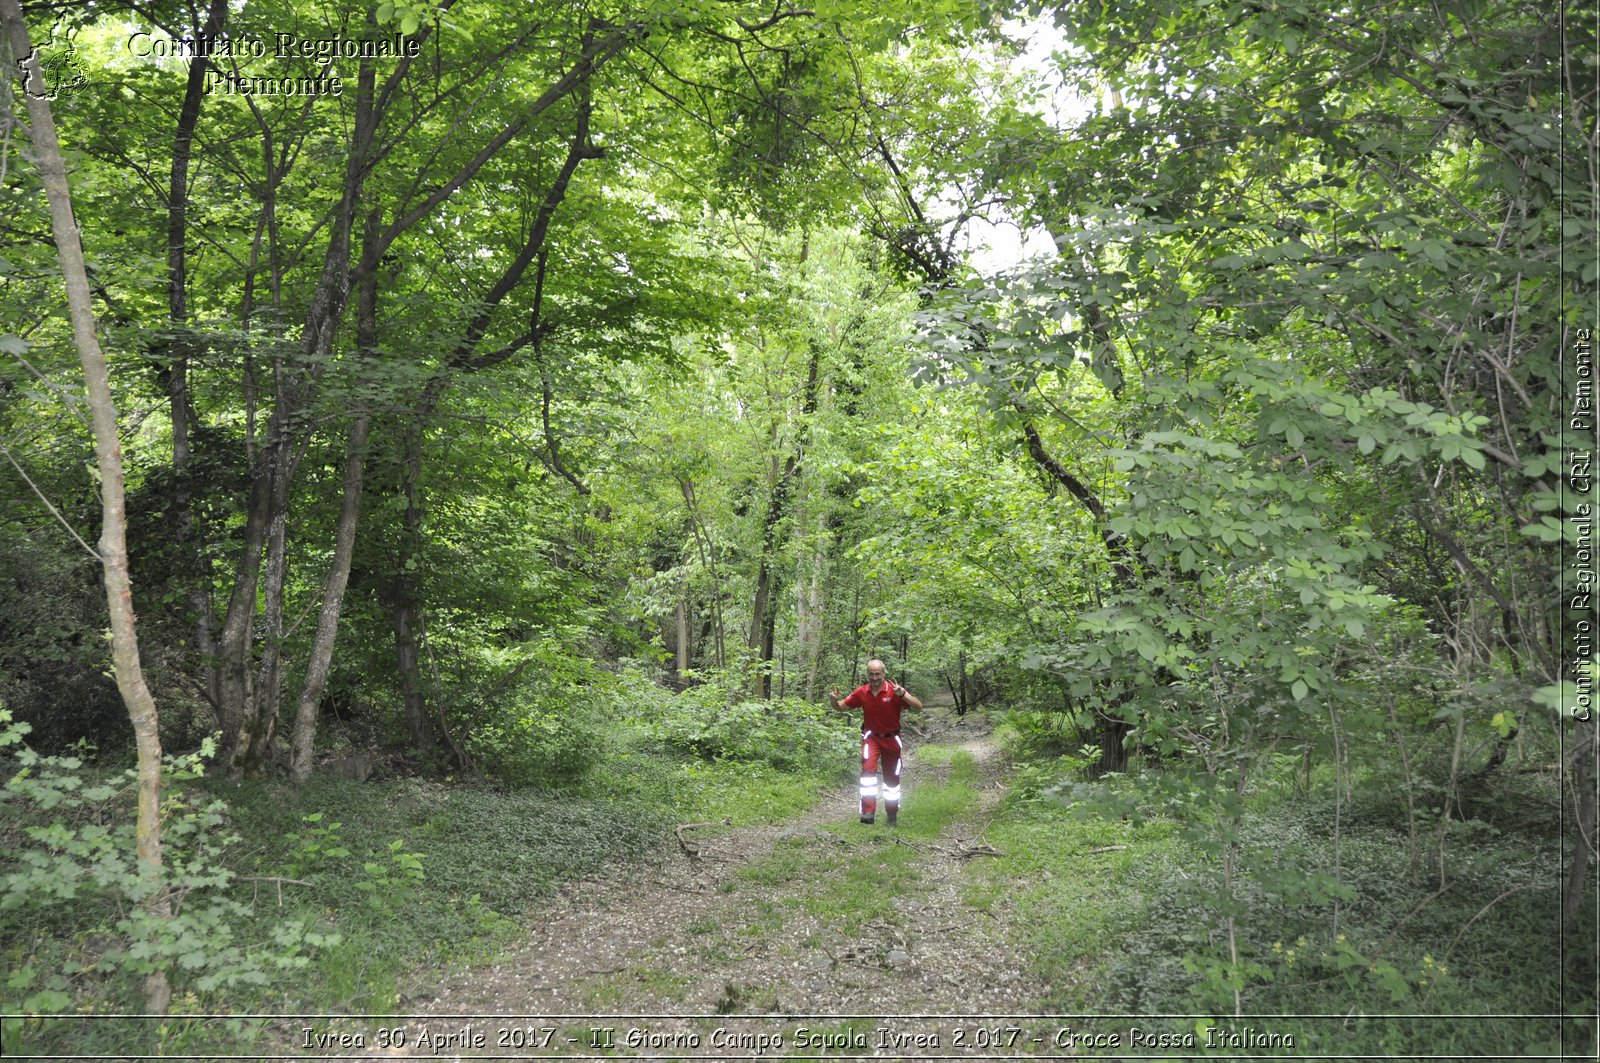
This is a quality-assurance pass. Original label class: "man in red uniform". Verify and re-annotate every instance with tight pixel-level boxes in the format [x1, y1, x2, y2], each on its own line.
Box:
[830, 659, 922, 826]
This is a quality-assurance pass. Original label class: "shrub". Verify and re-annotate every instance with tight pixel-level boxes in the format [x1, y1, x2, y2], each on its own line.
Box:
[648, 686, 853, 775]
[0, 710, 339, 1022]
[0, 539, 126, 753]
[459, 642, 612, 785]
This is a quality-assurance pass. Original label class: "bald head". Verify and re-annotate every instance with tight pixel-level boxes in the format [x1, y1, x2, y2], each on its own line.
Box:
[866, 659, 886, 685]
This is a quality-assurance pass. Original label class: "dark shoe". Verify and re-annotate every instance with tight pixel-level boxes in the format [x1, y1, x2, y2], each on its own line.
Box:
[860, 814, 875, 824]
[886, 812, 898, 828]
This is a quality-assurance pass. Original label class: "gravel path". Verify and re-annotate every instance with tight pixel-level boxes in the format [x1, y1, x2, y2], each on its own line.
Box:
[371, 711, 1043, 1058]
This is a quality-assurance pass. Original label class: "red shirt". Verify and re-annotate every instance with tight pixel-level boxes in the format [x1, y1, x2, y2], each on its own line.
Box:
[841, 682, 907, 735]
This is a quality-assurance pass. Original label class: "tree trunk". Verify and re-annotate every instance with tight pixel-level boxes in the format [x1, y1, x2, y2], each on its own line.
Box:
[391, 421, 436, 754]
[394, 609, 433, 750]
[749, 342, 823, 698]
[215, 461, 273, 759]
[164, 0, 229, 711]
[849, 583, 862, 685]
[957, 647, 968, 715]
[240, 55, 381, 771]
[749, 445, 783, 700]
[290, 210, 382, 781]
[799, 563, 826, 700]
[795, 494, 828, 700]
[675, 585, 692, 684]
[1092, 700, 1132, 775]
[1, 0, 171, 1011]
[698, 615, 715, 671]
[291, 413, 371, 781]
[243, 471, 290, 769]
[217, 54, 378, 773]
[680, 478, 726, 669]
[761, 608, 778, 697]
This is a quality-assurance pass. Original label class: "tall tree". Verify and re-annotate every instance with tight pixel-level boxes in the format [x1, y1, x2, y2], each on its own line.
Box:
[0, 0, 171, 1012]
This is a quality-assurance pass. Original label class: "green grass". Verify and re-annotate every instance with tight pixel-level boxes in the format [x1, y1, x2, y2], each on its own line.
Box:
[728, 744, 986, 930]
[911, 743, 959, 768]
[737, 840, 842, 886]
[895, 746, 976, 839]
[578, 966, 693, 1008]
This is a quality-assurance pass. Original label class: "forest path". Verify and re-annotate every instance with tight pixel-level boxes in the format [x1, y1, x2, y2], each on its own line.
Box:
[388, 710, 1041, 1057]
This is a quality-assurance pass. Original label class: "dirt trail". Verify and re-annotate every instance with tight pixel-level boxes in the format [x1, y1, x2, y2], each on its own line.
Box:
[382, 711, 1039, 1057]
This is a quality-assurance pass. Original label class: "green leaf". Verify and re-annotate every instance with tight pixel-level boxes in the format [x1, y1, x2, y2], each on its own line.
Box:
[22, 989, 70, 1013]
[1521, 516, 1565, 542]
[1290, 679, 1309, 701]
[438, 17, 473, 42]
[1490, 711, 1517, 737]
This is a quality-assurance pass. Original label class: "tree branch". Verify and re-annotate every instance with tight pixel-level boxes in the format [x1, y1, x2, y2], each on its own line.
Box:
[376, 21, 634, 258]
[0, 441, 100, 560]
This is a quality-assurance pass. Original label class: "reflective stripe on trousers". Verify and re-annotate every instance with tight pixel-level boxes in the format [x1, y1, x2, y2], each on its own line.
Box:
[858, 732, 903, 816]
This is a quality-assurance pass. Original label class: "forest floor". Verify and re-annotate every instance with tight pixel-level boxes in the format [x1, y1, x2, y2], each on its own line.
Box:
[372, 709, 1044, 1058]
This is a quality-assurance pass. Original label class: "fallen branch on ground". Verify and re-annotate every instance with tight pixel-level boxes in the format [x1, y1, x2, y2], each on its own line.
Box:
[892, 837, 1001, 859]
[674, 818, 731, 859]
[892, 837, 936, 851]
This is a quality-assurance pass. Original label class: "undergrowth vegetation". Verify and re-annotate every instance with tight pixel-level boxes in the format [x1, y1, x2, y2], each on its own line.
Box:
[0, 672, 855, 1056]
[981, 711, 1588, 1058]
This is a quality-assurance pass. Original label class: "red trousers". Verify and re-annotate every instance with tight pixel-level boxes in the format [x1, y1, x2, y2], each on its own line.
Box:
[859, 731, 902, 816]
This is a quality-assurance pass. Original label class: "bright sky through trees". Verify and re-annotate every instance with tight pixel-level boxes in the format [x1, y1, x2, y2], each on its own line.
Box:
[962, 17, 1077, 273]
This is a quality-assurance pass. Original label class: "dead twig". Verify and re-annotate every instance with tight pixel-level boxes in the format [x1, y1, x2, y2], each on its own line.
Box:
[892, 836, 1001, 858]
[1086, 845, 1128, 855]
[674, 818, 731, 860]
[861, 919, 907, 946]
[892, 837, 937, 851]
